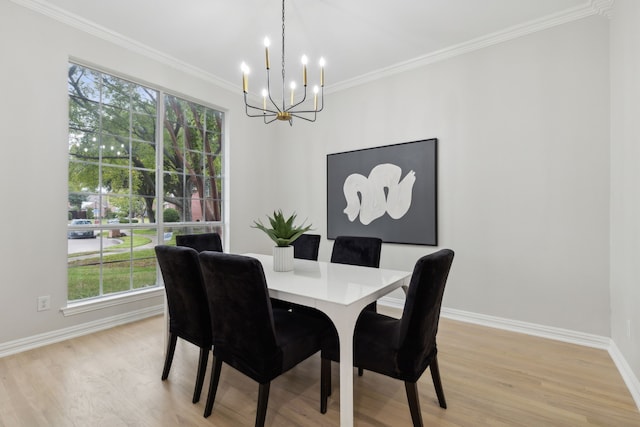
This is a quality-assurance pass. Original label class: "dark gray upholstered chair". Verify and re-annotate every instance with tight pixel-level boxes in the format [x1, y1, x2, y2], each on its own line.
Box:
[198, 252, 331, 425]
[330, 235, 382, 268]
[322, 235, 383, 368]
[322, 249, 455, 427]
[291, 233, 321, 261]
[176, 232, 223, 253]
[155, 245, 212, 404]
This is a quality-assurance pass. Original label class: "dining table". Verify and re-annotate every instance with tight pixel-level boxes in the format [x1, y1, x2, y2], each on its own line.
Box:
[245, 253, 412, 427]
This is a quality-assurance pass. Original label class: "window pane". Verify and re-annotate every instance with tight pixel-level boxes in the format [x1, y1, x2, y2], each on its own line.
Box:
[131, 141, 155, 170]
[101, 135, 130, 166]
[103, 258, 132, 295]
[131, 229, 157, 289]
[102, 105, 130, 137]
[132, 112, 156, 143]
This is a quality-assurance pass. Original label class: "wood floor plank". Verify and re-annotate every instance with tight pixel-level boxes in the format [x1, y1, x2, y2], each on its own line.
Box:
[0, 308, 638, 426]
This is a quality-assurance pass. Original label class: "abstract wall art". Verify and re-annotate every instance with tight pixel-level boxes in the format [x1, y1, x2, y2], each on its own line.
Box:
[327, 138, 437, 245]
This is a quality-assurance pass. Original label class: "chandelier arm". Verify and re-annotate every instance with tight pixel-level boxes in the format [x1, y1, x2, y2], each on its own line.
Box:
[285, 85, 308, 112]
[244, 93, 279, 117]
[290, 112, 317, 123]
[245, 105, 278, 117]
[265, 68, 282, 113]
[288, 87, 324, 114]
[315, 86, 325, 112]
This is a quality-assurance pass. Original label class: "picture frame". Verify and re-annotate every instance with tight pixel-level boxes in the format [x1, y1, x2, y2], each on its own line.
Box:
[327, 138, 437, 245]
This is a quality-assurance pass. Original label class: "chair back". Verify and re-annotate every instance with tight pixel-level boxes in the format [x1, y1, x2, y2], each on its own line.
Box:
[292, 234, 321, 260]
[198, 252, 280, 379]
[176, 232, 223, 253]
[330, 236, 382, 267]
[155, 245, 212, 348]
[397, 249, 454, 371]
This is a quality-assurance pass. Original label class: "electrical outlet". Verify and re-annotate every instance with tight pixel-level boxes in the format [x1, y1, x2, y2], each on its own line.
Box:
[37, 295, 51, 312]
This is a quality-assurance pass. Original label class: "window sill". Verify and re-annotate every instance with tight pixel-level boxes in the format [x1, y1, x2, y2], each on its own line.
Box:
[61, 287, 165, 317]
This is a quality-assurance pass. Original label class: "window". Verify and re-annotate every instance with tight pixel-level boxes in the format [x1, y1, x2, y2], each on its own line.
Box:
[67, 63, 224, 302]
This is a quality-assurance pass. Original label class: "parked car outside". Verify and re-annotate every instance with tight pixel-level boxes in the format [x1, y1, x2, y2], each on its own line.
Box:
[67, 219, 95, 239]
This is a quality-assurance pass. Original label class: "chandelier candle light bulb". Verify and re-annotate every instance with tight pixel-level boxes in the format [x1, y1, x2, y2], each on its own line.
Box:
[302, 55, 308, 86]
[264, 37, 271, 69]
[262, 89, 268, 111]
[313, 85, 319, 110]
[290, 81, 296, 106]
[241, 62, 250, 93]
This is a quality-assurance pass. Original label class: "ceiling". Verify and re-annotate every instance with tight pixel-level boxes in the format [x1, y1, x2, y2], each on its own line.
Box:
[27, 0, 604, 92]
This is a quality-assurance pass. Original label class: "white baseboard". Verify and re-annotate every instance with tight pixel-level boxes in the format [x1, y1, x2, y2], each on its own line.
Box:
[379, 296, 640, 411]
[609, 340, 640, 410]
[0, 304, 163, 358]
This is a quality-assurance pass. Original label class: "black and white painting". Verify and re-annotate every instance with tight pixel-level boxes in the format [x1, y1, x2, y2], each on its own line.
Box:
[327, 138, 437, 245]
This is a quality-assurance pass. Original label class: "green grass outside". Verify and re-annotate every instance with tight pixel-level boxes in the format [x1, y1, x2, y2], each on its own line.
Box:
[68, 229, 175, 301]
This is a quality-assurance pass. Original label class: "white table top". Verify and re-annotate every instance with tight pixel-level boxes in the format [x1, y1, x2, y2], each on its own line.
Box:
[245, 253, 411, 308]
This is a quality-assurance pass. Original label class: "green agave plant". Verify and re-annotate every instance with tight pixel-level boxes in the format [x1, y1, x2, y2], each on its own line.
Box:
[252, 210, 313, 247]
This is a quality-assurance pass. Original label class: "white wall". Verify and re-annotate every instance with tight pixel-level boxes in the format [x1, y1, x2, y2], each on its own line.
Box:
[0, 0, 271, 344]
[610, 0, 640, 382]
[278, 16, 611, 336]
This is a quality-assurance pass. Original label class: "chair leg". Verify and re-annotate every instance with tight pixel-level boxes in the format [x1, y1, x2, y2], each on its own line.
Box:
[256, 382, 270, 427]
[161, 333, 178, 380]
[203, 357, 222, 418]
[321, 358, 331, 413]
[404, 381, 424, 427]
[192, 347, 210, 403]
[429, 356, 447, 409]
[325, 359, 332, 397]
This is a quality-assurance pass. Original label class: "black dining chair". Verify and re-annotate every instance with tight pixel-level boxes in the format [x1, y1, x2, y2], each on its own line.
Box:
[323, 235, 383, 375]
[176, 232, 223, 253]
[198, 252, 331, 425]
[155, 245, 212, 404]
[330, 235, 382, 269]
[321, 249, 455, 427]
[331, 235, 382, 313]
[291, 233, 321, 261]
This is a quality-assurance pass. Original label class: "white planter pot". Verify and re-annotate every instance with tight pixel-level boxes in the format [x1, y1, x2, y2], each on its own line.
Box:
[273, 245, 294, 272]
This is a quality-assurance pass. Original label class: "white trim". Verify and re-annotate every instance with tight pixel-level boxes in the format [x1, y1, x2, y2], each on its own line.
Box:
[440, 306, 611, 349]
[380, 296, 609, 348]
[61, 287, 164, 316]
[0, 305, 163, 358]
[609, 341, 640, 410]
[330, 0, 615, 93]
[10, 0, 614, 95]
[9, 0, 237, 94]
[379, 297, 639, 411]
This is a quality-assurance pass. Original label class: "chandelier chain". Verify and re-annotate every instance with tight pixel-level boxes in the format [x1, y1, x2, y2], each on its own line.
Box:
[281, 0, 286, 85]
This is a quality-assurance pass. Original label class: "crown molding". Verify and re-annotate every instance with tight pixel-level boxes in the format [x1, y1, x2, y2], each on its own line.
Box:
[9, 0, 239, 94]
[11, 0, 615, 95]
[329, 0, 615, 93]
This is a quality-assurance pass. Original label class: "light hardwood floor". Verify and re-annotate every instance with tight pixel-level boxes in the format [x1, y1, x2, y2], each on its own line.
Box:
[1, 307, 639, 426]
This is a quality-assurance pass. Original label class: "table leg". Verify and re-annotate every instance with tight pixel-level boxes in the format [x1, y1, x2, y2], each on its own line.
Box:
[322, 305, 361, 427]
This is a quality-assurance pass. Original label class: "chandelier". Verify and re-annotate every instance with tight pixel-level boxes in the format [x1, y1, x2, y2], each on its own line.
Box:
[241, 0, 325, 125]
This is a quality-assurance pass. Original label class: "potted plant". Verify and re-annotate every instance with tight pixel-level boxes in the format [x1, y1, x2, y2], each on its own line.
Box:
[252, 210, 312, 271]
